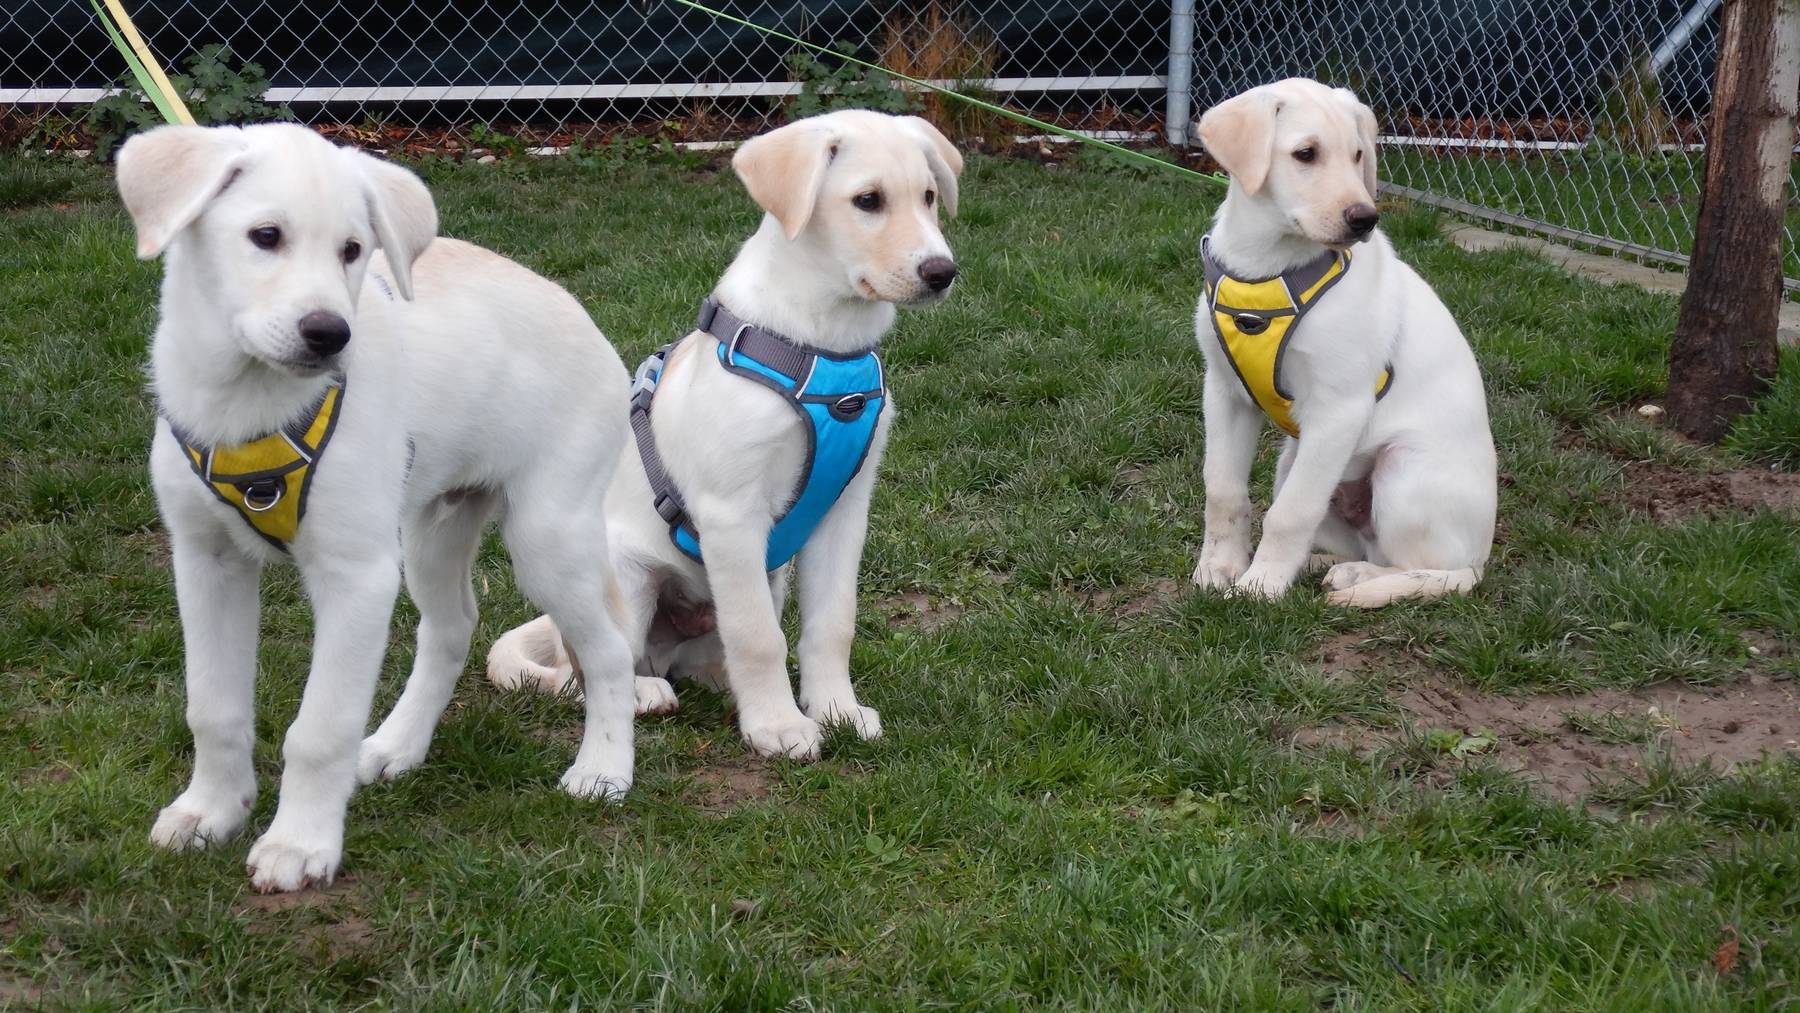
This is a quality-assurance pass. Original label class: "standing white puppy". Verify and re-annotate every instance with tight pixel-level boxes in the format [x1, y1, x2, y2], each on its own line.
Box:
[1190, 79, 1497, 607]
[118, 123, 637, 892]
[478, 110, 962, 760]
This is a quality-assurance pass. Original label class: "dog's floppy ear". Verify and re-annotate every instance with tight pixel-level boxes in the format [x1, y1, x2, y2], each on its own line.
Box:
[115, 125, 249, 259]
[901, 115, 963, 217]
[732, 119, 837, 240]
[1334, 87, 1380, 198]
[356, 152, 437, 301]
[1198, 89, 1280, 195]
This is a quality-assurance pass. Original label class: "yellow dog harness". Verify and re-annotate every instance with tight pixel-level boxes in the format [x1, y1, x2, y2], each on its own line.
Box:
[168, 380, 345, 551]
[1200, 236, 1392, 437]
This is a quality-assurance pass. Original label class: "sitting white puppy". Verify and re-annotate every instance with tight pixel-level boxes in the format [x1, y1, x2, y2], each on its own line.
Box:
[118, 123, 638, 892]
[478, 110, 963, 760]
[1189, 79, 1497, 607]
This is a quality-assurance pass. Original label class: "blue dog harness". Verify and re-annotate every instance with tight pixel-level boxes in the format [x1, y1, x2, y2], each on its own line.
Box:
[630, 298, 887, 571]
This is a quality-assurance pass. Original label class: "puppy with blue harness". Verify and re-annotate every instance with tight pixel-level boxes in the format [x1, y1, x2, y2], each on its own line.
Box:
[485, 109, 964, 761]
[632, 298, 887, 572]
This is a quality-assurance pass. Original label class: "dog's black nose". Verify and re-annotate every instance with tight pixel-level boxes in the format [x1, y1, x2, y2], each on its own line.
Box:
[1344, 203, 1380, 237]
[298, 311, 351, 356]
[918, 257, 958, 292]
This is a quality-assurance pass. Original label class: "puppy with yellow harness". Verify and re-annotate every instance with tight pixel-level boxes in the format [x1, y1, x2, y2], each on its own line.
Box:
[1189, 78, 1497, 607]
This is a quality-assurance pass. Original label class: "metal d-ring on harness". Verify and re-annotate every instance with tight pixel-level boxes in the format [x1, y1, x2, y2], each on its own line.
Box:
[1200, 235, 1394, 438]
[630, 297, 887, 572]
[166, 376, 347, 551]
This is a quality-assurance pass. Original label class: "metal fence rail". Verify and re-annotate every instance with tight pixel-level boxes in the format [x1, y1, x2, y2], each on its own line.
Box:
[4, 0, 1789, 283]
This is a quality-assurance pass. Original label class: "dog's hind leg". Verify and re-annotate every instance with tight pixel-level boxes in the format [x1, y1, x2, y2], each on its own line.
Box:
[1323, 445, 1491, 608]
[152, 524, 263, 852]
[1324, 566, 1478, 607]
[358, 492, 498, 785]
[502, 494, 637, 800]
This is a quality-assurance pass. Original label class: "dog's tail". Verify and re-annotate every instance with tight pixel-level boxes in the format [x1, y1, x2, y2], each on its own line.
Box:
[486, 614, 575, 694]
[1324, 568, 1479, 608]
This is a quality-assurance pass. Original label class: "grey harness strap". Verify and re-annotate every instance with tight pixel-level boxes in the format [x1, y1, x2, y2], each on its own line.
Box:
[629, 297, 887, 570]
[694, 298, 819, 379]
[628, 298, 828, 540]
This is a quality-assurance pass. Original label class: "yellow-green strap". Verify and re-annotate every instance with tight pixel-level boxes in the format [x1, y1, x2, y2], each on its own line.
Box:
[667, 0, 1227, 187]
[88, 0, 193, 125]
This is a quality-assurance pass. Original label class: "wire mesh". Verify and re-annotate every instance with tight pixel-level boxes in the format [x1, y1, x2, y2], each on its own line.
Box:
[2, 0, 1786, 280]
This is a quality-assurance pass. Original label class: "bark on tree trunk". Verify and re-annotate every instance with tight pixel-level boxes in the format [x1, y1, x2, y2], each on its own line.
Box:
[1667, 0, 1800, 443]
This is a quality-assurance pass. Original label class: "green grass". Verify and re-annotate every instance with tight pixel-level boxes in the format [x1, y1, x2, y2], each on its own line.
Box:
[1382, 147, 1800, 282]
[3, 148, 1799, 1008]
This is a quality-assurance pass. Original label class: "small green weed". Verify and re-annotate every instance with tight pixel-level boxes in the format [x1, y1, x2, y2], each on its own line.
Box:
[88, 44, 289, 161]
[787, 43, 916, 119]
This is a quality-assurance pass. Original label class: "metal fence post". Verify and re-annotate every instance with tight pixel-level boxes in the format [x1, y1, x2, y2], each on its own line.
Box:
[1165, 0, 1196, 145]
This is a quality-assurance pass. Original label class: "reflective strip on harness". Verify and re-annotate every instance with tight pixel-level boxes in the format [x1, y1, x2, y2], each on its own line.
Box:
[631, 298, 885, 571]
[1200, 236, 1392, 438]
[168, 379, 346, 551]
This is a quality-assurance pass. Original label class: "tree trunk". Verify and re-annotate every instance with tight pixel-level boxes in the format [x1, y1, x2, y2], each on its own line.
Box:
[1667, 0, 1800, 443]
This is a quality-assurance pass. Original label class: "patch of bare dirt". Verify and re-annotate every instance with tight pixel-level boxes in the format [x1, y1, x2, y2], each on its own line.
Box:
[0, 976, 44, 1004]
[234, 873, 365, 914]
[1115, 464, 1154, 487]
[1316, 631, 1410, 679]
[231, 874, 383, 963]
[1623, 460, 1800, 524]
[1082, 577, 1183, 619]
[1299, 673, 1800, 801]
[15, 765, 72, 787]
[688, 756, 774, 816]
[878, 592, 964, 632]
[301, 916, 377, 963]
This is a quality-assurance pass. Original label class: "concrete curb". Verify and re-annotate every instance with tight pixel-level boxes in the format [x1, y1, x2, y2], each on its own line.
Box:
[1441, 223, 1800, 346]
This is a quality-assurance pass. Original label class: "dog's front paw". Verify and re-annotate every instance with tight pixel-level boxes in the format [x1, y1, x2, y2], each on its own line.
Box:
[740, 710, 824, 760]
[634, 676, 679, 715]
[1231, 565, 1294, 601]
[150, 786, 255, 851]
[246, 826, 342, 893]
[356, 731, 428, 785]
[559, 764, 632, 801]
[1192, 550, 1249, 590]
[804, 698, 882, 740]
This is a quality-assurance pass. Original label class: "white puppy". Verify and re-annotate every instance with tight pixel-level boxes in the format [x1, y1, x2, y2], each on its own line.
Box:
[1189, 79, 1497, 607]
[479, 109, 962, 760]
[117, 123, 638, 892]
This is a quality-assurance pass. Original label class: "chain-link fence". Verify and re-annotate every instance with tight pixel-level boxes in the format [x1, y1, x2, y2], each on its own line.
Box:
[4, 1, 1790, 283]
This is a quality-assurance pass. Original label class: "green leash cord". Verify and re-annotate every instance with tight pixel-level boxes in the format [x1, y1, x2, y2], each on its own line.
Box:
[666, 0, 1228, 187]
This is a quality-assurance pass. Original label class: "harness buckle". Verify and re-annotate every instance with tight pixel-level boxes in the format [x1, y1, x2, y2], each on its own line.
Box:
[1233, 312, 1270, 335]
[240, 478, 284, 513]
[830, 392, 868, 421]
[652, 491, 686, 526]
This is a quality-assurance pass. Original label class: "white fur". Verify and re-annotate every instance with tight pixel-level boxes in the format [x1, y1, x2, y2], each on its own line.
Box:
[483, 110, 963, 759]
[119, 123, 637, 892]
[1190, 79, 1497, 607]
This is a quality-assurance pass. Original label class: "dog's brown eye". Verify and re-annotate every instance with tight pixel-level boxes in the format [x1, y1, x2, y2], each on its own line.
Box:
[853, 191, 882, 212]
[342, 240, 361, 264]
[248, 226, 281, 250]
[1293, 147, 1317, 164]
[924, 190, 935, 207]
